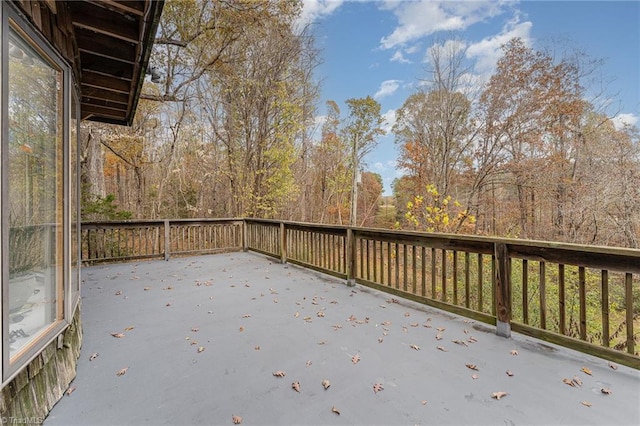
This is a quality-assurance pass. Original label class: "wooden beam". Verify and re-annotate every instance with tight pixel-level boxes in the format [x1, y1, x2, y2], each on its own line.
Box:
[76, 28, 136, 63]
[70, 2, 140, 44]
[80, 51, 134, 80]
[82, 71, 131, 93]
[81, 86, 130, 105]
[92, 0, 146, 16]
[81, 103, 127, 120]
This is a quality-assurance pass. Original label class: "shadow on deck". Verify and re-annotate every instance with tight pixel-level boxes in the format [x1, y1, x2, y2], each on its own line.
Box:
[45, 252, 639, 425]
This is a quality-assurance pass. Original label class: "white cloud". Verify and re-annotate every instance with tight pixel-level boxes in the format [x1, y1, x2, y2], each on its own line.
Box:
[466, 16, 533, 77]
[295, 0, 344, 31]
[381, 109, 397, 133]
[380, 0, 509, 50]
[390, 51, 412, 64]
[611, 113, 639, 130]
[374, 162, 386, 172]
[375, 80, 402, 99]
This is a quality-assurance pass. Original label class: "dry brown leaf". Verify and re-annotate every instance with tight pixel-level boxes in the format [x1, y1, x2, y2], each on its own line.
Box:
[471, 374, 479, 380]
[421, 400, 427, 405]
[239, 326, 244, 332]
[608, 362, 618, 370]
[143, 286, 151, 291]
[190, 341, 198, 346]
[581, 401, 592, 407]
[292, 381, 300, 392]
[165, 303, 172, 307]
[273, 371, 286, 377]
[410, 322, 419, 327]
[330, 300, 338, 304]
[563, 378, 576, 387]
[491, 391, 508, 400]
[466, 364, 479, 371]
[404, 312, 411, 317]
[232, 415, 243, 424]
[435, 334, 443, 340]
[436, 327, 445, 332]
[273, 298, 278, 303]
[601, 388, 612, 395]
[317, 311, 325, 318]
[111, 332, 125, 338]
[306, 360, 312, 367]
[303, 316, 312, 321]
[191, 327, 199, 332]
[322, 379, 331, 390]
[381, 320, 391, 326]
[66, 386, 76, 396]
[116, 367, 128, 376]
[115, 290, 122, 296]
[373, 383, 384, 394]
[436, 346, 447, 352]
[572, 376, 583, 387]
[89, 352, 99, 361]
[423, 324, 432, 328]
[294, 312, 300, 318]
[402, 326, 408, 333]
[506, 370, 514, 377]
[351, 354, 360, 364]
[378, 337, 384, 343]
[163, 286, 174, 290]
[254, 346, 261, 351]
[331, 406, 340, 415]
[124, 326, 135, 331]
[317, 340, 326, 345]
[468, 336, 478, 343]
[581, 367, 592, 376]
[410, 344, 421, 351]
[453, 339, 468, 346]
[242, 314, 252, 318]
[510, 350, 518, 356]
[197, 347, 205, 353]
[463, 328, 469, 334]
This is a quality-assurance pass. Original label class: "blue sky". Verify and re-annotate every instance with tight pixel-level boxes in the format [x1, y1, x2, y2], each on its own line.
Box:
[297, 0, 640, 194]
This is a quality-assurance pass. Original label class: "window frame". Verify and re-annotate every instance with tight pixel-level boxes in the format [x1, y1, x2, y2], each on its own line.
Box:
[1, 3, 78, 385]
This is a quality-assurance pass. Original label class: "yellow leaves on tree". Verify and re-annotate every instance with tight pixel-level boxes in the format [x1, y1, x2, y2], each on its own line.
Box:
[403, 184, 475, 234]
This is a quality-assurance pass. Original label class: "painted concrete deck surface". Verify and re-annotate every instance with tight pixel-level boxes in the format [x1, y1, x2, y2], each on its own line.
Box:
[45, 252, 639, 426]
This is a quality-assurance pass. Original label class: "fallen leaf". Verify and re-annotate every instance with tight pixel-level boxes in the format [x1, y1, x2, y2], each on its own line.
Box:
[453, 339, 468, 346]
[166, 303, 172, 307]
[242, 314, 252, 318]
[116, 367, 128, 376]
[601, 388, 612, 395]
[273, 371, 286, 377]
[404, 312, 411, 317]
[197, 347, 205, 353]
[466, 364, 479, 371]
[510, 350, 518, 356]
[66, 386, 76, 396]
[232, 415, 243, 424]
[506, 370, 514, 377]
[402, 326, 408, 333]
[421, 400, 427, 405]
[436, 327, 445, 332]
[254, 346, 260, 351]
[423, 324, 432, 328]
[608, 362, 618, 370]
[581, 367, 592, 376]
[322, 379, 331, 390]
[273, 298, 278, 303]
[373, 383, 384, 394]
[124, 326, 135, 331]
[352, 354, 360, 364]
[491, 391, 507, 400]
[331, 406, 340, 415]
[239, 326, 244, 332]
[471, 374, 479, 380]
[436, 346, 447, 352]
[572, 376, 583, 387]
[317, 311, 325, 318]
[143, 287, 151, 291]
[435, 334, 443, 340]
[191, 327, 199, 332]
[581, 401, 592, 407]
[378, 337, 384, 343]
[463, 329, 469, 334]
[110, 332, 125, 338]
[303, 316, 312, 321]
[190, 341, 198, 346]
[163, 286, 174, 290]
[115, 290, 122, 296]
[410, 323, 419, 327]
[317, 340, 326, 345]
[410, 344, 421, 351]
[89, 352, 99, 361]
[292, 381, 300, 392]
[294, 312, 300, 318]
[468, 336, 478, 343]
[563, 378, 576, 387]
[330, 300, 338, 304]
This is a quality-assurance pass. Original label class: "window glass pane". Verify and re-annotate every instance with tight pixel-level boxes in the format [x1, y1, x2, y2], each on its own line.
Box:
[7, 28, 63, 357]
[71, 90, 79, 300]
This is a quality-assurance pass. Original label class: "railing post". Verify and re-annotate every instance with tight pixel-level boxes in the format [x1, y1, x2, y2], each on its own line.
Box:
[164, 220, 170, 261]
[346, 228, 356, 286]
[494, 242, 511, 337]
[280, 222, 287, 264]
[242, 220, 248, 252]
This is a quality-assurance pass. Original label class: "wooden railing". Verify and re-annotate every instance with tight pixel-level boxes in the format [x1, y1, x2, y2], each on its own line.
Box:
[82, 218, 640, 369]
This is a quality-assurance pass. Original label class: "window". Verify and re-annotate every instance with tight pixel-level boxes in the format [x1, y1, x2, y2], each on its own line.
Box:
[2, 4, 78, 382]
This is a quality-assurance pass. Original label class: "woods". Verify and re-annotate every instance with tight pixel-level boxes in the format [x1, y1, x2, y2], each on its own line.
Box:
[80, 0, 639, 249]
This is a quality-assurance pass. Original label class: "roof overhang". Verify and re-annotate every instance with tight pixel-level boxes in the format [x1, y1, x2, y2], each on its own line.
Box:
[68, 0, 164, 126]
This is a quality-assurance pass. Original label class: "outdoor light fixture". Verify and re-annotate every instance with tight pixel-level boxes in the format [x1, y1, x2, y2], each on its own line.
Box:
[147, 66, 161, 83]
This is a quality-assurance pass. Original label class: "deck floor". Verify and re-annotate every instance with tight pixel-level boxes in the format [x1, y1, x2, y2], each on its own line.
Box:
[45, 252, 639, 425]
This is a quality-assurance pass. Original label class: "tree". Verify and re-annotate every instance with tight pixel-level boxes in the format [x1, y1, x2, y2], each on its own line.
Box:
[342, 96, 386, 226]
